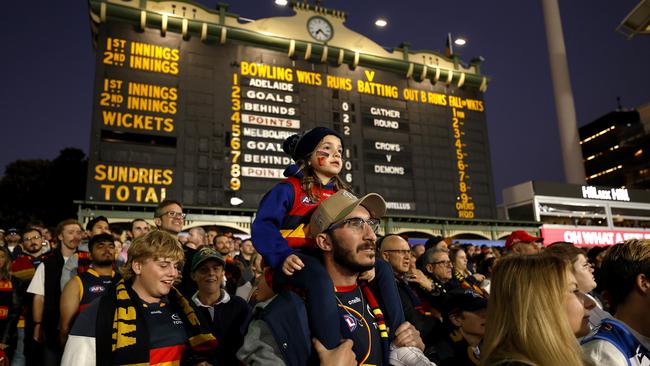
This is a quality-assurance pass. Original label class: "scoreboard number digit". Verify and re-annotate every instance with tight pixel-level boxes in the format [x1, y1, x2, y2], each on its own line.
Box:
[230, 177, 241, 190]
[452, 107, 474, 218]
[230, 72, 242, 191]
[341, 102, 353, 183]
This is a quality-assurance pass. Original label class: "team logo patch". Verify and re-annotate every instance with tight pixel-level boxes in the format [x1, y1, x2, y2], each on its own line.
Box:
[171, 313, 183, 325]
[343, 315, 357, 332]
[348, 297, 361, 305]
[301, 196, 316, 205]
[89, 285, 105, 293]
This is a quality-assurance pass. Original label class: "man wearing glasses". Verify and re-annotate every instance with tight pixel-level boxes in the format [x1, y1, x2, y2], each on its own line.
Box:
[154, 200, 198, 298]
[240, 190, 429, 365]
[411, 248, 454, 318]
[13, 228, 45, 281]
[154, 199, 186, 235]
[311, 190, 430, 365]
[11, 228, 46, 366]
[380, 235, 441, 351]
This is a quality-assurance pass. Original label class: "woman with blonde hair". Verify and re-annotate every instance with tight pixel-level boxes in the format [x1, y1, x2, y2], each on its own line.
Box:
[543, 242, 604, 337]
[481, 255, 590, 366]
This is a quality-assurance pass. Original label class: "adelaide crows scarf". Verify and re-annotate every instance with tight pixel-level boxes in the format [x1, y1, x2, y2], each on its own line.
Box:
[359, 280, 390, 366]
[96, 279, 217, 365]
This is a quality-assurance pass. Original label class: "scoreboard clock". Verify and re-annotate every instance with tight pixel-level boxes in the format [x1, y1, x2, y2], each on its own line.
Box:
[86, 0, 496, 220]
[307, 16, 334, 42]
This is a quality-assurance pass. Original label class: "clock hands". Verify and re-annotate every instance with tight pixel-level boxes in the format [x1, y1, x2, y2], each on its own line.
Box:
[309, 18, 331, 40]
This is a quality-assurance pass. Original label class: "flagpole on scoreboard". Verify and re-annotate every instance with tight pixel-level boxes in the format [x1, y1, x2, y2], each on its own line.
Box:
[445, 33, 454, 58]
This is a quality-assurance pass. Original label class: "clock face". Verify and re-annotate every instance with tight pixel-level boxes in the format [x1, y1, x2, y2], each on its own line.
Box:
[307, 16, 333, 42]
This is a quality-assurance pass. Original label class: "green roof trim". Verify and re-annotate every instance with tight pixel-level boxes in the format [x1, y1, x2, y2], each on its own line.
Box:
[89, 0, 488, 90]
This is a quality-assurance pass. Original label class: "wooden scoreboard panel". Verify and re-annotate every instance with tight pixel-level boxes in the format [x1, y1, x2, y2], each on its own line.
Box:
[86, 21, 496, 219]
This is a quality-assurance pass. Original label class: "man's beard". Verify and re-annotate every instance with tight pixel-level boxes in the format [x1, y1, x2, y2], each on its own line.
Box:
[331, 234, 375, 274]
[63, 240, 78, 251]
[26, 246, 41, 255]
[93, 259, 114, 268]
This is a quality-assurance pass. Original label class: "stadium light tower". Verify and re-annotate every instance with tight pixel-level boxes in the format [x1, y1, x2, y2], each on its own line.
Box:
[541, 0, 586, 184]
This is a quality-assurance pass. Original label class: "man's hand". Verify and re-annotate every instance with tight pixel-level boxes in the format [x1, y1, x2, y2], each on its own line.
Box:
[313, 338, 356, 366]
[358, 268, 375, 281]
[392, 322, 425, 351]
[282, 254, 304, 275]
[472, 273, 486, 282]
[407, 269, 431, 291]
[33, 323, 44, 343]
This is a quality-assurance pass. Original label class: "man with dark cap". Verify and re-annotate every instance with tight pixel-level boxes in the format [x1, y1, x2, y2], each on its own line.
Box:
[504, 230, 543, 255]
[428, 289, 487, 366]
[190, 247, 251, 365]
[4, 228, 21, 256]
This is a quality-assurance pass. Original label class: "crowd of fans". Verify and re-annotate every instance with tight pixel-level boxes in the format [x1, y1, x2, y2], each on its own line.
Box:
[0, 126, 648, 366]
[0, 203, 647, 366]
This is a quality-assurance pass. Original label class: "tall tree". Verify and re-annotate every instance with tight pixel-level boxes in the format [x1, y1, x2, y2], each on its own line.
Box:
[0, 148, 87, 229]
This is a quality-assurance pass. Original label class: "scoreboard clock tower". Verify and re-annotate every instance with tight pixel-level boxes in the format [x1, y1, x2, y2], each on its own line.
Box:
[307, 16, 334, 41]
[85, 0, 497, 227]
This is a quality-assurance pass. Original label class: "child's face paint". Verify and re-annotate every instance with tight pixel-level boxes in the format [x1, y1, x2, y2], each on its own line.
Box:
[309, 135, 343, 182]
[315, 150, 330, 167]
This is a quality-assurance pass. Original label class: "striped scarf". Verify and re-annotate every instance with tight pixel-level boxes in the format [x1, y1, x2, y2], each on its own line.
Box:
[359, 281, 390, 366]
[453, 270, 488, 297]
[96, 279, 217, 365]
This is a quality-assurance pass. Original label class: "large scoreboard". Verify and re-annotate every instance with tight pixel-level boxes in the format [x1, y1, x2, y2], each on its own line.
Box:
[86, 0, 497, 219]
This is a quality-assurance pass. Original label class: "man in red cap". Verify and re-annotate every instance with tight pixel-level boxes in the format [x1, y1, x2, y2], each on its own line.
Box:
[504, 230, 543, 255]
